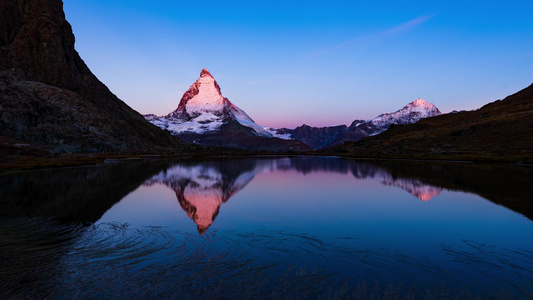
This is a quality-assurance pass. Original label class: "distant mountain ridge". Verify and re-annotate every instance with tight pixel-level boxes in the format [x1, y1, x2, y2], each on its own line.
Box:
[269, 98, 441, 149]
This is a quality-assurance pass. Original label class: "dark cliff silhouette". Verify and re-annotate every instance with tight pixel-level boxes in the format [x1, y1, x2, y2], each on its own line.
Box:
[0, 0, 189, 153]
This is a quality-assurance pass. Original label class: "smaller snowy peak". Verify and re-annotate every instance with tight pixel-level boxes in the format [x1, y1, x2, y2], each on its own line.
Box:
[404, 98, 440, 113]
[369, 98, 441, 126]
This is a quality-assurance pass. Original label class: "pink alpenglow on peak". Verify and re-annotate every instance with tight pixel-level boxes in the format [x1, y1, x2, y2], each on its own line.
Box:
[147, 68, 273, 137]
[413, 98, 428, 105]
[169, 68, 227, 120]
[369, 98, 442, 126]
[314, 97, 443, 148]
[409, 98, 439, 111]
[200, 68, 213, 78]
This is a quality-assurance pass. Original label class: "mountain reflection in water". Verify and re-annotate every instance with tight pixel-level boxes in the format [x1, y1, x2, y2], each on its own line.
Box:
[144, 162, 258, 234]
[1, 157, 531, 227]
[143, 158, 443, 233]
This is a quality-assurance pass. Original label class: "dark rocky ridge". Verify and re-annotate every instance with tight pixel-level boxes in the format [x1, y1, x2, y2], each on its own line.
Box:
[0, 0, 189, 153]
[289, 124, 348, 150]
[326, 120, 382, 148]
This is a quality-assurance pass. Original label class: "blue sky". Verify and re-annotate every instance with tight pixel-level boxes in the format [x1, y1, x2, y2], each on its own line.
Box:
[64, 0, 533, 128]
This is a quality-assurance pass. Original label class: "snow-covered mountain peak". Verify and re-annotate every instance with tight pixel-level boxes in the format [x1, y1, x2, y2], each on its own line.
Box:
[166, 69, 226, 120]
[408, 98, 440, 115]
[147, 69, 274, 137]
[413, 98, 427, 105]
[406, 98, 436, 110]
[369, 98, 441, 126]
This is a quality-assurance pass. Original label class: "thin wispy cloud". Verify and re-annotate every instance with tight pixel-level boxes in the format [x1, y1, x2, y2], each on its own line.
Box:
[303, 14, 435, 60]
[382, 15, 434, 36]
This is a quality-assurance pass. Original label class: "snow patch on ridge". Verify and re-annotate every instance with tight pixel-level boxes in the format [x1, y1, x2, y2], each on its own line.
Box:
[150, 113, 224, 134]
[263, 127, 293, 140]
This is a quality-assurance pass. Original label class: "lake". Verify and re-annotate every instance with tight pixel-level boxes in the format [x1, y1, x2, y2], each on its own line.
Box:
[0, 156, 532, 299]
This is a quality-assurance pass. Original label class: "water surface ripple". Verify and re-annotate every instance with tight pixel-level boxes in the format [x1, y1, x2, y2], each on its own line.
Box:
[1, 218, 531, 299]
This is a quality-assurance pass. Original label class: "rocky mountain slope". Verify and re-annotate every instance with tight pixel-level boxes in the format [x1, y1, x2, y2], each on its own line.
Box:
[322, 84, 533, 163]
[146, 69, 311, 152]
[0, 0, 189, 154]
[269, 98, 441, 150]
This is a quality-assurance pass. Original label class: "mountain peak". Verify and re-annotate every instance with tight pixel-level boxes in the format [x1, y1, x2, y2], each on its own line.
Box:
[412, 98, 428, 105]
[367, 98, 442, 128]
[157, 68, 274, 138]
[200, 68, 213, 78]
[405, 98, 440, 114]
[405, 98, 441, 115]
[167, 69, 224, 119]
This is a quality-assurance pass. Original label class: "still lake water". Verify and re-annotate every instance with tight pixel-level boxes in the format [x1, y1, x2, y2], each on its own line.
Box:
[0, 156, 532, 299]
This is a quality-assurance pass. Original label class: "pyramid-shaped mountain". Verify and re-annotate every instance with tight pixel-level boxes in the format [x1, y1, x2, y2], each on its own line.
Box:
[158, 68, 270, 136]
[146, 69, 311, 152]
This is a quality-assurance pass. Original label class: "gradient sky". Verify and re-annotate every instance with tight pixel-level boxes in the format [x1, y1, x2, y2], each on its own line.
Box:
[64, 0, 533, 128]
